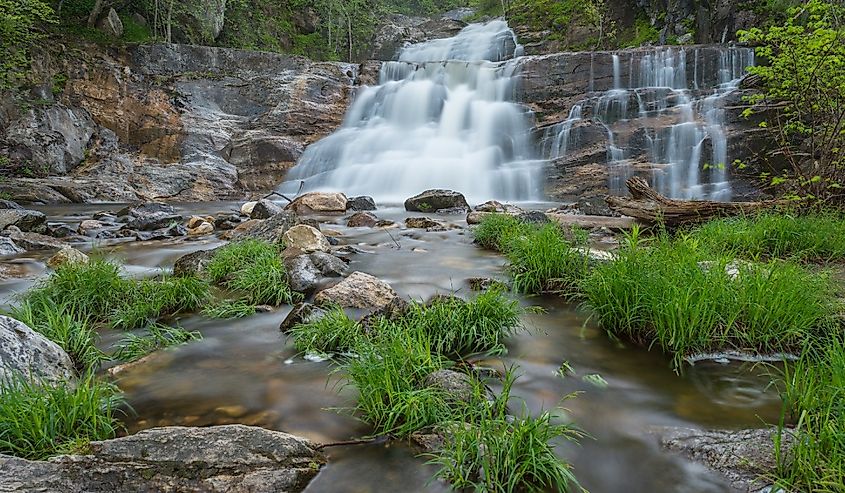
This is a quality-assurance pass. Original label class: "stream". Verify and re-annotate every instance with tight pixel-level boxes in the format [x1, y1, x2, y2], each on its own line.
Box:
[0, 203, 782, 493]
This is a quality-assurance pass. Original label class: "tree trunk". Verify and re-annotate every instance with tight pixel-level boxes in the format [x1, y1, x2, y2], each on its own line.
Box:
[87, 0, 105, 28]
[167, 0, 174, 43]
[605, 177, 783, 227]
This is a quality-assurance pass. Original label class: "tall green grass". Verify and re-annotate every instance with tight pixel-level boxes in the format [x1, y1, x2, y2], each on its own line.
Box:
[206, 239, 302, 305]
[582, 231, 839, 368]
[689, 212, 845, 261]
[289, 305, 362, 354]
[0, 373, 124, 460]
[112, 324, 202, 363]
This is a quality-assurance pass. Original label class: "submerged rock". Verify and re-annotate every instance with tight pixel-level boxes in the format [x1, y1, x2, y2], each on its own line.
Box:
[0, 316, 76, 387]
[314, 271, 398, 310]
[0, 208, 47, 233]
[404, 189, 469, 213]
[346, 211, 379, 227]
[286, 192, 348, 214]
[346, 196, 377, 211]
[47, 247, 89, 269]
[282, 225, 331, 253]
[405, 217, 445, 230]
[0, 425, 325, 492]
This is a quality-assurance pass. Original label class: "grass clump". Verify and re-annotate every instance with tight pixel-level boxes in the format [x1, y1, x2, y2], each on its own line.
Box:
[582, 230, 839, 368]
[206, 240, 302, 305]
[201, 299, 257, 319]
[473, 213, 532, 251]
[430, 372, 583, 493]
[289, 306, 361, 355]
[0, 373, 123, 460]
[112, 324, 202, 363]
[774, 336, 845, 490]
[688, 212, 845, 262]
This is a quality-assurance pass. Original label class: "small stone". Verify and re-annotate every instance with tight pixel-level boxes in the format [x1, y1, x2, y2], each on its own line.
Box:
[405, 217, 444, 230]
[186, 216, 207, 229]
[173, 249, 217, 277]
[517, 211, 550, 224]
[240, 201, 258, 216]
[47, 247, 89, 268]
[77, 219, 106, 236]
[46, 224, 77, 238]
[250, 199, 284, 220]
[425, 369, 475, 403]
[284, 255, 321, 293]
[188, 222, 214, 236]
[281, 225, 331, 253]
[0, 316, 76, 387]
[0, 209, 47, 233]
[346, 212, 379, 227]
[279, 303, 328, 332]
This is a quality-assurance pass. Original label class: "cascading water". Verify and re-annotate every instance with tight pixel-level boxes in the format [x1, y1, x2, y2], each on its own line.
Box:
[278, 21, 541, 204]
[543, 46, 754, 201]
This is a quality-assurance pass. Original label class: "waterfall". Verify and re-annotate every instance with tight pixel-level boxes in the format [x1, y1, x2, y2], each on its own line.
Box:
[278, 21, 540, 204]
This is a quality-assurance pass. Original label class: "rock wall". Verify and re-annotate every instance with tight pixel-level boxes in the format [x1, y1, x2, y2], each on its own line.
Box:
[0, 43, 358, 204]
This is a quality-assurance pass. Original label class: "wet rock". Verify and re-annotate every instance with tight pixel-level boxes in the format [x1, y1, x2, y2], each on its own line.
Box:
[97, 8, 124, 38]
[309, 252, 348, 277]
[410, 430, 447, 453]
[250, 199, 284, 219]
[2, 231, 67, 250]
[0, 208, 47, 233]
[286, 192, 348, 214]
[573, 247, 615, 265]
[47, 247, 89, 269]
[0, 316, 76, 387]
[232, 212, 300, 243]
[0, 425, 325, 492]
[214, 213, 242, 230]
[657, 427, 791, 492]
[77, 219, 106, 236]
[0, 237, 23, 257]
[279, 303, 328, 332]
[186, 216, 208, 229]
[517, 211, 551, 224]
[474, 200, 523, 214]
[346, 196, 377, 211]
[0, 200, 22, 210]
[405, 217, 445, 230]
[173, 249, 217, 277]
[2, 105, 96, 175]
[425, 369, 476, 403]
[466, 277, 506, 291]
[47, 224, 79, 238]
[188, 221, 214, 236]
[284, 255, 321, 293]
[404, 189, 469, 213]
[119, 203, 183, 231]
[314, 271, 398, 310]
[134, 224, 186, 242]
[346, 212, 379, 227]
[93, 211, 118, 222]
[282, 225, 330, 254]
[241, 201, 259, 216]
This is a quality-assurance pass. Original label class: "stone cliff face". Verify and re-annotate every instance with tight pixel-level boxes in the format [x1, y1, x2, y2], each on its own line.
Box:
[0, 44, 357, 203]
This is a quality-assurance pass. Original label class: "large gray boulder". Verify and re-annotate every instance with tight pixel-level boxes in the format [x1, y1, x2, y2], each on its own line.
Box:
[281, 225, 330, 253]
[0, 316, 76, 386]
[284, 255, 321, 293]
[0, 209, 46, 233]
[2, 106, 96, 175]
[314, 271, 398, 310]
[0, 425, 325, 492]
[231, 212, 300, 243]
[404, 189, 469, 213]
[118, 203, 183, 231]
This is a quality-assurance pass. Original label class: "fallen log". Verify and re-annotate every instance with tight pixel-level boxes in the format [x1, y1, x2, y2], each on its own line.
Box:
[605, 177, 781, 227]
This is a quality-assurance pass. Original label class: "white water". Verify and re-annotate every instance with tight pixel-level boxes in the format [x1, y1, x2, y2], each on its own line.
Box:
[278, 21, 540, 204]
[544, 46, 754, 201]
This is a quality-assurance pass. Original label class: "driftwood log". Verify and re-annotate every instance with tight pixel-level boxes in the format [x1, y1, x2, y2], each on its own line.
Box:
[606, 177, 780, 227]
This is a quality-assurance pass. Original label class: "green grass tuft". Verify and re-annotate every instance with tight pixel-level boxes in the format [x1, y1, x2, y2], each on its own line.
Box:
[0, 373, 124, 460]
[112, 324, 202, 363]
[289, 305, 361, 354]
[206, 240, 302, 305]
[201, 299, 257, 319]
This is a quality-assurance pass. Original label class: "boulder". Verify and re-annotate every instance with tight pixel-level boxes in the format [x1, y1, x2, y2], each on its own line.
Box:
[286, 192, 347, 214]
[47, 224, 79, 238]
[173, 249, 217, 277]
[281, 225, 330, 253]
[309, 252, 348, 277]
[405, 217, 444, 230]
[47, 247, 89, 269]
[0, 425, 325, 492]
[241, 201, 259, 216]
[2, 231, 67, 250]
[97, 8, 124, 38]
[284, 255, 321, 293]
[0, 237, 23, 257]
[188, 221, 214, 236]
[186, 216, 208, 229]
[77, 219, 106, 236]
[0, 209, 47, 233]
[346, 196, 377, 211]
[231, 212, 300, 244]
[424, 369, 476, 403]
[517, 211, 551, 224]
[214, 213, 242, 230]
[474, 200, 523, 214]
[314, 271, 398, 310]
[279, 303, 329, 332]
[0, 316, 76, 386]
[404, 189, 469, 213]
[119, 203, 183, 231]
[134, 224, 186, 241]
[250, 199, 284, 219]
[0, 200, 22, 210]
[346, 212, 379, 227]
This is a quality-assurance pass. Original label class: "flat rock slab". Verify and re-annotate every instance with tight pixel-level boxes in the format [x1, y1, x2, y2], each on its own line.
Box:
[0, 425, 325, 492]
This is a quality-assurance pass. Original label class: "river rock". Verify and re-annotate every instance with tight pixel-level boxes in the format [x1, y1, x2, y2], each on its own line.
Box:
[133, 223, 186, 241]
[424, 369, 476, 403]
[314, 271, 398, 310]
[281, 225, 330, 253]
[241, 201, 259, 216]
[251, 199, 284, 219]
[173, 249, 217, 277]
[188, 221, 214, 236]
[231, 212, 300, 243]
[2, 230, 68, 250]
[119, 203, 183, 231]
[279, 303, 329, 332]
[0, 316, 76, 386]
[346, 196, 377, 211]
[346, 212, 379, 227]
[0, 208, 47, 233]
[214, 213, 242, 230]
[46, 224, 78, 238]
[405, 217, 445, 230]
[0, 237, 23, 257]
[0, 425, 325, 492]
[0, 200, 22, 209]
[77, 219, 106, 236]
[309, 252, 348, 277]
[47, 247, 90, 268]
[286, 192, 348, 214]
[474, 200, 523, 214]
[404, 189, 469, 213]
[518, 211, 551, 224]
[284, 255, 321, 293]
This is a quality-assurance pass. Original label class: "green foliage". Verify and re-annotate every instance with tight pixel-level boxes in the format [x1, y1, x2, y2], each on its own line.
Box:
[120, 13, 152, 43]
[20, 259, 210, 330]
[289, 305, 361, 354]
[738, 0, 845, 204]
[688, 212, 845, 262]
[775, 335, 845, 490]
[0, 373, 123, 460]
[506, 0, 604, 44]
[0, 0, 55, 89]
[112, 324, 202, 362]
[206, 239, 302, 306]
[429, 372, 583, 493]
[472, 213, 531, 251]
[201, 299, 257, 319]
[581, 230, 839, 368]
[620, 15, 660, 47]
